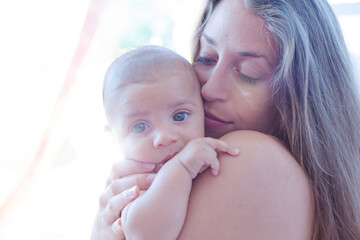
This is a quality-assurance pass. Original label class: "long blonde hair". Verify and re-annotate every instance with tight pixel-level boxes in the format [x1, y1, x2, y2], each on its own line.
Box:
[192, 0, 360, 239]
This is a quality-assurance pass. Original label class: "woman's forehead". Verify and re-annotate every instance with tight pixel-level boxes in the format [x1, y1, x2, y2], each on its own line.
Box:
[203, 0, 275, 65]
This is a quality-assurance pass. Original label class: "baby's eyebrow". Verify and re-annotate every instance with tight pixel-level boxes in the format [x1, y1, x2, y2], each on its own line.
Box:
[168, 100, 197, 109]
[123, 110, 149, 119]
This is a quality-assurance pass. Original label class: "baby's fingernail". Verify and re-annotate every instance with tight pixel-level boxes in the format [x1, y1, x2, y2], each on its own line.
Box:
[142, 162, 155, 169]
[212, 169, 219, 175]
[146, 174, 155, 184]
[232, 148, 240, 155]
[126, 186, 137, 199]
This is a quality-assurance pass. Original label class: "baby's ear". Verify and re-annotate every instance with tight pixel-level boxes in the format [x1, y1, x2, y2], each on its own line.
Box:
[104, 124, 111, 133]
[103, 125, 114, 139]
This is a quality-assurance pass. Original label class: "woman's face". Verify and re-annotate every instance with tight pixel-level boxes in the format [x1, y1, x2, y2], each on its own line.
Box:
[194, 0, 277, 138]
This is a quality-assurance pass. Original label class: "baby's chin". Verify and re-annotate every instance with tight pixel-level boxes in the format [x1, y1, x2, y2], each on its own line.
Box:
[153, 151, 179, 173]
[154, 164, 161, 173]
[154, 160, 168, 173]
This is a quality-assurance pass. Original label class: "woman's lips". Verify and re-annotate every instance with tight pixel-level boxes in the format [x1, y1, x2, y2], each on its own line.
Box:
[205, 111, 232, 129]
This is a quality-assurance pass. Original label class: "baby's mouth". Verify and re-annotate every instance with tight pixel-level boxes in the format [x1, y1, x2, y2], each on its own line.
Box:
[154, 152, 178, 173]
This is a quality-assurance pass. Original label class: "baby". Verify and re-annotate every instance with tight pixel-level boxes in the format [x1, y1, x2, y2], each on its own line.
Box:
[103, 45, 239, 240]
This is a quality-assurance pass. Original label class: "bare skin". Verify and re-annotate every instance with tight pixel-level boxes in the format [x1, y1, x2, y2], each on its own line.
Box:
[92, 131, 313, 240]
[91, 0, 315, 238]
[178, 131, 314, 239]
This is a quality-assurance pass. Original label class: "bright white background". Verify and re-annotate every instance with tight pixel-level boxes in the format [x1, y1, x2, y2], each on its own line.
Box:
[0, 0, 359, 239]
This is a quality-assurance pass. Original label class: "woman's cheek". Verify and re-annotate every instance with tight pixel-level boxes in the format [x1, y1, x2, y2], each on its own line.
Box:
[235, 82, 275, 125]
[234, 82, 267, 110]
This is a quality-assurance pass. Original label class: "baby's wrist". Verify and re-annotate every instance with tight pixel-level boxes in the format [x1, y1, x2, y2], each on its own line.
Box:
[177, 158, 195, 179]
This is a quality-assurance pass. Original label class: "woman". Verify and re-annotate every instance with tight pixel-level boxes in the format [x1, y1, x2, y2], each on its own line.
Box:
[92, 0, 360, 239]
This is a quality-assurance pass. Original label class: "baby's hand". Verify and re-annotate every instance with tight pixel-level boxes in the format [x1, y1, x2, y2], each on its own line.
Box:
[174, 137, 239, 179]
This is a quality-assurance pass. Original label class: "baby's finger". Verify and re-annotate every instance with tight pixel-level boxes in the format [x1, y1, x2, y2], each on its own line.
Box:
[103, 186, 139, 224]
[199, 164, 209, 174]
[209, 158, 220, 176]
[100, 174, 155, 208]
[107, 160, 155, 185]
[205, 138, 240, 156]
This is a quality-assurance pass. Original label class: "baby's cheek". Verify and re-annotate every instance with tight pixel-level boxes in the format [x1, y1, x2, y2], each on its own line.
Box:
[121, 139, 155, 163]
[121, 140, 141, 160]
[184, 130, 204, 145]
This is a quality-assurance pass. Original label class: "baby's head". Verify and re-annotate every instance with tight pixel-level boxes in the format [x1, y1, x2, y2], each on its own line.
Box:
[103, 45, 204, 170]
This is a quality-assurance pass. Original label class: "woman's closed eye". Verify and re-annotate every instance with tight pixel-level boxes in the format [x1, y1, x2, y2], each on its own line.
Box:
[195, 57, 216, 65]
[238, 72, 259, 84]
[233, 65, 262, 85]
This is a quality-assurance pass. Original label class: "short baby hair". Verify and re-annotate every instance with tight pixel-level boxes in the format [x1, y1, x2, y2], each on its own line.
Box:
[103, 45, 197, 125]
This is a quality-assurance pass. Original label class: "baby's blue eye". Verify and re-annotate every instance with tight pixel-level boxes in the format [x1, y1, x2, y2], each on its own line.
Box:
[132, 122, 149, 133]
[173, 112, 189, 122]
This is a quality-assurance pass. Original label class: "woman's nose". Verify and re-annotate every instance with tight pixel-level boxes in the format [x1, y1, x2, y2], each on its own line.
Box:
[153, 129, 179, 148]
[200, 63, 228, 102]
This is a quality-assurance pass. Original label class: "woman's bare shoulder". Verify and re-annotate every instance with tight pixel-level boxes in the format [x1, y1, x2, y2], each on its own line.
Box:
[178, 131, 314, 240]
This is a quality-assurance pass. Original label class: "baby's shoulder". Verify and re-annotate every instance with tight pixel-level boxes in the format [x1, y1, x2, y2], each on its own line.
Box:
[179, 130, 314, 239]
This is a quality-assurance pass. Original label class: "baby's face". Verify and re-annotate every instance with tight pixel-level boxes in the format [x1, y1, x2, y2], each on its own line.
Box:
[110, 67, 204, 172]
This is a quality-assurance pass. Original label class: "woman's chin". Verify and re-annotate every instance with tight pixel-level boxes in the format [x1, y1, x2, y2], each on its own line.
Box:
[205, 129, 230, 139]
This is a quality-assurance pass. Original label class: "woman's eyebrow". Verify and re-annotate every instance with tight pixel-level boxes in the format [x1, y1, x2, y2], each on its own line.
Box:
[236, 51, 262, 58]
[203, 33, 216, 46]
[236, 51, 272, 66]
[202, 33, 272, 67]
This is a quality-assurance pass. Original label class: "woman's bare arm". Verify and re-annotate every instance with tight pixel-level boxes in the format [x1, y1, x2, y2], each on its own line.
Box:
[91, 160, 156, 240]
[178, 130, 314, 240]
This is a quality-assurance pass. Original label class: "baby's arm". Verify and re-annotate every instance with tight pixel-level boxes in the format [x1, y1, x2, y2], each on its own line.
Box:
[121, 137, 239, 240]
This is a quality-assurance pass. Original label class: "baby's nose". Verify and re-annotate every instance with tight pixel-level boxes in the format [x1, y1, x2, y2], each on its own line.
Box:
[153, 129, 179, 148]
